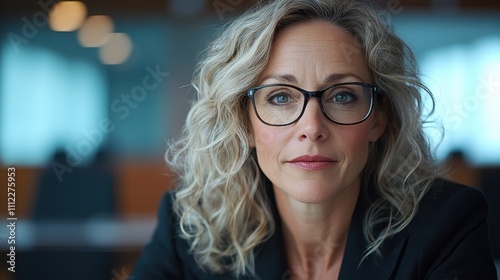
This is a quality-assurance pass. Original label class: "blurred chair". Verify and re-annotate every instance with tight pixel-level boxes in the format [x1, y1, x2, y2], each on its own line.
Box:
[16, 148, 117, 280]
[32, 149, 116, 220]
[444, 150, 480, 188]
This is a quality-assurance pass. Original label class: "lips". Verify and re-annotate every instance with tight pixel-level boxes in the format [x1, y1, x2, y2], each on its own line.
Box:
[287, 155, 336, 170]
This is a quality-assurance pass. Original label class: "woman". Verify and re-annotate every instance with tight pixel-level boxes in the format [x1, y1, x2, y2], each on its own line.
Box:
[133, 0, 497, 279]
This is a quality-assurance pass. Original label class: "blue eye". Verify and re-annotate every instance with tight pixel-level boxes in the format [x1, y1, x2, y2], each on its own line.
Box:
[266, 89, 297, 106]
[333, 92, 355, 103]
[272, 94, 290, 104]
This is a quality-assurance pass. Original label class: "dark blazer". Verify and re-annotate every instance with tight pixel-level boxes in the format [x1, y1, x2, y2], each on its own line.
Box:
[133, 179, 498, 279]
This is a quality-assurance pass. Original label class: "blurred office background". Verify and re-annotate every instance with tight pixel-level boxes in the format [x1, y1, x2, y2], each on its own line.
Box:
[0, 0, 499, 279]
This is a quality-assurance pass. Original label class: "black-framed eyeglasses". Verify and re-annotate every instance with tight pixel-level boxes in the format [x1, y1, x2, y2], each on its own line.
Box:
[247, 82, 379, 126]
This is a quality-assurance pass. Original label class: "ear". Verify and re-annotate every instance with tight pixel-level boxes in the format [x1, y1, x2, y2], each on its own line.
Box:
[368, 102, 388, 143]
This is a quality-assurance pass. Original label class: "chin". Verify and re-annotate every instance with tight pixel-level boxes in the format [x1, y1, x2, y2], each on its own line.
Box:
[278, 178, 359, 205]
[286, 185, 341, 204]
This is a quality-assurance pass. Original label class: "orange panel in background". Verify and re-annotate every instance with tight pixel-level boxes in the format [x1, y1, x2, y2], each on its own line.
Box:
[0, 162, 174, 219]
[0, 166, 40, 218]
[115, 160, 174, 218]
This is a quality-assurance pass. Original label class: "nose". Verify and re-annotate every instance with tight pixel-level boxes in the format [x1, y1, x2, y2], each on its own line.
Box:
[296, 98, 330, 142]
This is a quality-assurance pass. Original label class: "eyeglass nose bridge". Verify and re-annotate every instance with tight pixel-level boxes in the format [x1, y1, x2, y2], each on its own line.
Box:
[301, 89, 325, 99]
[297, 88, 331, 119]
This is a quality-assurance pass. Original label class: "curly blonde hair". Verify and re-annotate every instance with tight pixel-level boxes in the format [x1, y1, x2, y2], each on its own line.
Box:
[166, 0, 440, 276]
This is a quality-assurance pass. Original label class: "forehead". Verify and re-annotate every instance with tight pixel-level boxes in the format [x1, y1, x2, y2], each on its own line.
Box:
[274, 20, 362, 53]
[263, 20, 371, 84]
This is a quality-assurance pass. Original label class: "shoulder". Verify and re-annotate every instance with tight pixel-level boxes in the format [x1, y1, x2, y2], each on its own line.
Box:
[399, 179, 497, 279]
[423, 178, 485, 202]
[133, 191, 266, 280]
[158, 191, 176, 220]
[417, 178, 488, 226]
[411, 178, 488, 240]
[422, 178, 487, 206]
[133, 191, 192, 279]
[149, 191, 178, 243]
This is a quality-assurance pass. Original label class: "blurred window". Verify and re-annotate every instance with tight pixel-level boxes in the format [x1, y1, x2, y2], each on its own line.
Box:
[422, 36, 500, 165]
[0, 44, 107, 165]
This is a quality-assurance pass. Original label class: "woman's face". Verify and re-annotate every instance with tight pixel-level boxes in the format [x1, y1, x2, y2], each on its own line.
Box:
[248, 20, 386, 204]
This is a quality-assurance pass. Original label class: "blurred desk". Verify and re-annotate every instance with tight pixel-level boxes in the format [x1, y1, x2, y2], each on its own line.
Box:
[0, 216, 156, 250]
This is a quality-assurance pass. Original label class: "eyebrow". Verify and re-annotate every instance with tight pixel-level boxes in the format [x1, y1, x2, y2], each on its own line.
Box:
[260, 74, 298, 84]
[324, 73, 365, 84]
[260, 73, 365, 85]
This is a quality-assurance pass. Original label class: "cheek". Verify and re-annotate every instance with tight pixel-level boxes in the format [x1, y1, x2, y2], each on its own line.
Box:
[336, 124, 372, 165]
[253, 127, 284, 181]
[249, 114, 289, 176]
[346, 115, 380, 148]
[248, 105, 278, 147]
[255, 127, 277, 146]
[254, 126, 284, 167]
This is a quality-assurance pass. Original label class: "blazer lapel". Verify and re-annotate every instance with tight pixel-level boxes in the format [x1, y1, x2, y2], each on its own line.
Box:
[253, 225, 288, 280]
[253, 180, 289, 280]
[339, 187, 411, 280]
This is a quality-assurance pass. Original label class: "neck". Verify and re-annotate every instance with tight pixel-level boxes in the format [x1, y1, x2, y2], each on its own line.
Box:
[274, 181, 360, 279]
